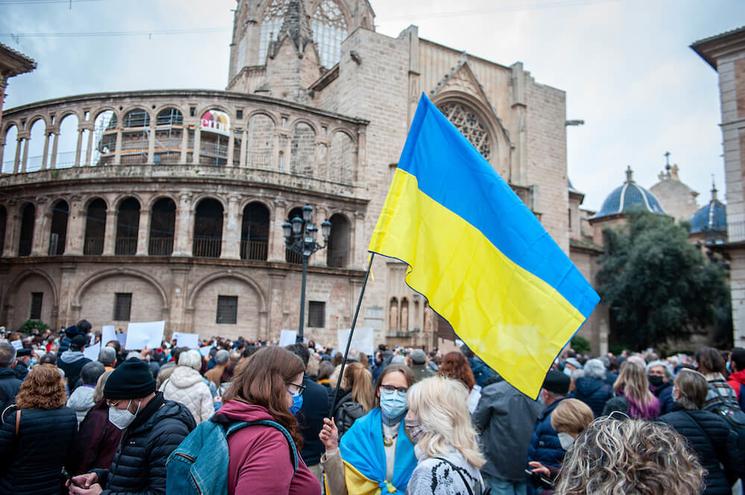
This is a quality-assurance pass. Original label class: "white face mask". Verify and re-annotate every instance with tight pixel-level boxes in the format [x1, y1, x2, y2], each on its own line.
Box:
[558, 432, 574, 450]
[108, 400, 140, 430]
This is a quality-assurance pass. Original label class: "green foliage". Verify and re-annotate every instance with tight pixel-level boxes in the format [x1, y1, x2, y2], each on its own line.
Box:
[571, 335, 591, 354]
[19, 319, 48, 335]
[597, 212, 730, 350]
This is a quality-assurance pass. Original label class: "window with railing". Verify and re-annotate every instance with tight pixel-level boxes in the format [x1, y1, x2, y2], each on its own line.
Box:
[193, 198, 223, 258]
[29, 292, 43, 320]
[216, 295, 238, 324]
[308, 301, 325, 328]
[113, 292, 132, 321]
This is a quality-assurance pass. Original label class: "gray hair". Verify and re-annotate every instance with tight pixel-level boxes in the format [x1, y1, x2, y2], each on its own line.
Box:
[214, 349, 229, 365]
[178, 349, 203, 371]
[98, 346, 117, 366]
[646, 360, 673, 380]
[0, 342, 16, 367]
[583, 359, 607, 380]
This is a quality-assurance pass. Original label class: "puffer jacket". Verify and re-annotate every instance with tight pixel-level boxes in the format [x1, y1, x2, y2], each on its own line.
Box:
[527, 398, 565, 469]
[93, 393, 195, 494]
[659, 405, 744, 494]
[160, 366, 214, 424]
[0, 406, 78, 494]
[0, 368, 22, 414]
[572, 377, 612, 417]
[67, 385, 96, 425]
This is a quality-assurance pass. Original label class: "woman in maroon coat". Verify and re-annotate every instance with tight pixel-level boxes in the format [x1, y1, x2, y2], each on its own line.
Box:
[70, 371, 123, 474]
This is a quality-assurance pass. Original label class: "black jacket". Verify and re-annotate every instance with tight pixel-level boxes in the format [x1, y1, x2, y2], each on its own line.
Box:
[659, 406, 744, 494]
[333, 391, 366, 437]
[572, 377, 612, 417]
[0, 406, 78, 494]
[0, 368, 22, 414]
[93, 393, 195, 495]
[58, 352, 92, 393]
[298, 375, 331, 467]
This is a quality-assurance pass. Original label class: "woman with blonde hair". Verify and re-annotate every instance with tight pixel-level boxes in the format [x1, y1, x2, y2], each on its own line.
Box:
[602, 360, 660, 419]
[405, 375, 485, 494]
[333, 362, 375, 436]
[0, 364, 77, 493]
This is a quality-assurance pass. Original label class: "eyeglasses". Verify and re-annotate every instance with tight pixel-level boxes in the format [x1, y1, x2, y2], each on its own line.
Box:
[287, 382, 306, 395]
[380, 384, 408, 394]
[106, 399, 121, 408]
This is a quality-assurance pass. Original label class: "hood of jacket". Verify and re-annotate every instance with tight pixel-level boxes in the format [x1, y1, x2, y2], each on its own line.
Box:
[575, 376, 606, 396]
[169, 365, 205, 389]
[60, 350, 87, 364]
[216, 399, 276, 423]
[0, 368, 19, 381]
[67, 385, 96, 411]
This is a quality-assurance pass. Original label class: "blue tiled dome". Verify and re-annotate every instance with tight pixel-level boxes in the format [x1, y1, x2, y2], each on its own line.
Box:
[690, 185, 727, 234]
[594, 166, 666, 219]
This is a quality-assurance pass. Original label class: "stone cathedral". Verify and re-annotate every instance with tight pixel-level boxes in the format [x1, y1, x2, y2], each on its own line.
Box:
[0, 0, 605, 352]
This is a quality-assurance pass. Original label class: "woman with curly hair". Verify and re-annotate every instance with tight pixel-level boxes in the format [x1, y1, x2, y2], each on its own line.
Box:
[0, 364, 77, 494]
[555, 416, 704, 494]
[438, 351, 481, 412]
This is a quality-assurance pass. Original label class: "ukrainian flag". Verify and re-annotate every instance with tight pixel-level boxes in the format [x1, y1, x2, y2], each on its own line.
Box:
[369, 94, 600, 398]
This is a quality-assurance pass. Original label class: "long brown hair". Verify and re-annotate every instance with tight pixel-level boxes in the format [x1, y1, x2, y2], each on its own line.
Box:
[342, 362, 375, 411]
[224, 347, 305, 448]
[438, 351, 476, 391]
[16, 364, 66, 410]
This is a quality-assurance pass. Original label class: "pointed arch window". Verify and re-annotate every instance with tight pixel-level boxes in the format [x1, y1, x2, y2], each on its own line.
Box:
[312, 0, 348, 68]
[259, 0, 285, 64]
[437, 102, 492, 160]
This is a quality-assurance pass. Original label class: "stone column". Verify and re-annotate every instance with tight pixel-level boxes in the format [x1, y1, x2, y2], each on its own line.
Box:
[113, 128, 123, 165]
[147, 121, 156, 164]
[103, 209, 117, 255]
[85, 127, 94, 166]
[74, 128, 84, 167]
[136, 206, 151, 256]
[2, 201, 18, 257]
[353, 211, 366, 269]
[179, 125, 189, 164]
[221, 194, 241, 259]
[65, 197, 85, 255]
[12, 136, 22, 174]
[239, 128, 248, 168]
[49, 131, 59, 169]
[31, 198, 49, 256]
[173, 192, 193, 256]
[20, 135, 29, 173]
[40, 132, 50, 170]
[226, 131, 235, 167]
[310, 206, 329, 268]
[192, 128, 201, 165]
[269, 200, 287, 262]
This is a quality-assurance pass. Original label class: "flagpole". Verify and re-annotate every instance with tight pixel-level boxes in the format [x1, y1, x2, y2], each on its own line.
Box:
[328, 252, 375, 419]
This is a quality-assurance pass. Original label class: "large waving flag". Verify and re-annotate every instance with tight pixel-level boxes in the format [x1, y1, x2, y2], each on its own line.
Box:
[369, 94, 599, 398]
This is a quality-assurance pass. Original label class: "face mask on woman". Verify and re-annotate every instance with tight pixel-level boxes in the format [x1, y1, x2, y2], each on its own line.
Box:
[405, 416, 426, 444]
[558, 432, 575, 450]
[380, 389, 407, 423]
[289, 391, 303, 416]
[109, 400, 141, 430]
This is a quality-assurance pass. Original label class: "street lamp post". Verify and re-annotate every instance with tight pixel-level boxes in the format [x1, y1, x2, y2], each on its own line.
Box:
[283, 205, 332, 344]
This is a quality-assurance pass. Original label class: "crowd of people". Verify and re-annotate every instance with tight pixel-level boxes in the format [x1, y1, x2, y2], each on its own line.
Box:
[0, 320, 744, 494]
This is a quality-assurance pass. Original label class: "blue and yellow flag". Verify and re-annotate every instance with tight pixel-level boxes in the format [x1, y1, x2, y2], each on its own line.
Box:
[369, 94, 600, 398]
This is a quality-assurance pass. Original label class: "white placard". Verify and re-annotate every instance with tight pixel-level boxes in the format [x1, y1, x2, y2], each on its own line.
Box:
[84, 342, 101, 361]
[125, 321, 165, 350]
[172, 332, 200, 349]
[89, 333, 96, 345]
[102, 325, 117, 346]
[116, 333, 127, 347]
[199, 346, 212, 357]
[279, 330, 297, 347]
[10, 340, 22, 351]
[336, 327, 374, 356]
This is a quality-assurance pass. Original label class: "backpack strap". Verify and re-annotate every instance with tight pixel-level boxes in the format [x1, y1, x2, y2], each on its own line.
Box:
[14, 410, 20, 436]
[224, 419, 299, 473]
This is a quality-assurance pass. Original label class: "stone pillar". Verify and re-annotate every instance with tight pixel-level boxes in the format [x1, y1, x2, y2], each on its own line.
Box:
[136, 207, 151, 256]
[12, 136, 22, 174]
[40, 132, 50, 170]
[221, 195, 241, 259]
[269, 200, 287, 262]
[65, 197, 85, 255]
[85, 127, 94, 166]
[49, 131, 59, 169]
[173, 192, 193, 256]
[353, 211, 366, 269]
[74, 128, 84, 167]
[192, 128, 201, 165]
[227, 131, 235, 167]
[147, 121, 156, 164]
[310, 206, 329, 268]
[103, 209, 117, 255]
[179, 125, 189, 164]
[31, 198, 49, 256]
[113, 128, 123, 165]
[239, 128, 248, 168]
[20, 135, 29, 173]
[2, 201, 18, 257]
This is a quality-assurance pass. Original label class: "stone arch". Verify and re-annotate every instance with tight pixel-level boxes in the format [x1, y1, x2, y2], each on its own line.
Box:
[288, 117, 320, 136]
[196, 104, 233, 123]
[191, 193, 228, 212]
[246, 109, 279, 127]
[3, 269, 59, 329]
[290, 121, 316, 176]
[153, 104, 187, 122]
[1, 123, 19, 174]
[329, 130, 355, 183]
[83, 195, 111, 210]
[73, 267, 169, 310]
[27, 115, 50, 131]
[121, 107, 153, 127]
[26, 117, 47, 172]
[113, 193, 144, 210]
[186, 271, 267, 312]
[246, 112, 276, 170]
[327, 212, 351, 268]
[145, 193, 178, 210]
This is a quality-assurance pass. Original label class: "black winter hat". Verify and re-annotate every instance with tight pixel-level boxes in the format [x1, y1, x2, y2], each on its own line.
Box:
[542, 370, 570, 395]
[70, 334, 88, 350]
[104, 358, 156, 400]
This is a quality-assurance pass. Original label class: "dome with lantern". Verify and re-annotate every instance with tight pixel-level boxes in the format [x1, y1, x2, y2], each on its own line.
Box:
[594, 166, 666, 219]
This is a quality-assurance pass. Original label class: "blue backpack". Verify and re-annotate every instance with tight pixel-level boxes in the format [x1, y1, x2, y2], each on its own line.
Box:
[166, 418, 299, 494]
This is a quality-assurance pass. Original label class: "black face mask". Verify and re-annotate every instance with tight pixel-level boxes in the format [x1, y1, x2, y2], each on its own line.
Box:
[648, 375, 664, 387]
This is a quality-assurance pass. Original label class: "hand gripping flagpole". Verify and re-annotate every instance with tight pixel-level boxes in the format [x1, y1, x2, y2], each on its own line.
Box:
[328, 252, 375, 419]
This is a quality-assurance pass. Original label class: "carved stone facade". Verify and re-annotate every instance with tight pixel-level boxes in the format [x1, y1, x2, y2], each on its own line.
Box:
[0, 0, 593, 350]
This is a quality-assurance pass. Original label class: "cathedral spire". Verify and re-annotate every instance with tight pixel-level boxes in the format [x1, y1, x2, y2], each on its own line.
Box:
[625, 165, 634, 183]
[711, 175, 719, 201]
[271, 0, 314, 58]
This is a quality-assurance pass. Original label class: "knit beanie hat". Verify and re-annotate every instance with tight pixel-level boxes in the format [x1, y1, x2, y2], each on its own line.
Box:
[104, 358, 156, 400]
[542, 370, 571, 395]
[70, 334, 88, 350]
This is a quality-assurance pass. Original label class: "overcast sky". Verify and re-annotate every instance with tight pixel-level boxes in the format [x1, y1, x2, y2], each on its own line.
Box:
[2, 0, 743, 211]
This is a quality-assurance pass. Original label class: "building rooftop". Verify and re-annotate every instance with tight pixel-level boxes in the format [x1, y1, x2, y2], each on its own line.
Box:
[594, 166, 666, 220]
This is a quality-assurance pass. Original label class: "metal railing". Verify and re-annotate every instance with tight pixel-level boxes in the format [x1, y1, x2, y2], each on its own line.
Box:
[285, 247, 302, 264]
[240, 239, 268, 261]
[84, 237, 104, 255]
[193, 236, 221, 258]
[148, 237, 174, 256]
[115, 237, 138, 255]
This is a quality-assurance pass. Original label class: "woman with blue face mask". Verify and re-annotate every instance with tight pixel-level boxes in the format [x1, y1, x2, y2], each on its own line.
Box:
[320, 364, 417, 494]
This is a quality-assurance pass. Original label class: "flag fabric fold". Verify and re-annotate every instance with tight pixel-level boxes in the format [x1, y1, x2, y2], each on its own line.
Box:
[369, 94, 600, 398]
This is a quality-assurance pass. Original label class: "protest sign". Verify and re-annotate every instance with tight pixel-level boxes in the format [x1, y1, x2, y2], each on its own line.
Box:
[116, 333, 127, 347]
[10, 340, 22, 351]
[278, 330, 297, 347]
[125, 321, 165, 350]
[102, 325, 117, 346]
[84, 342, 101, 361]
[172, 332, 200, 349]
[199, 346, 212, 357]
[337, 327, 375, 356]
